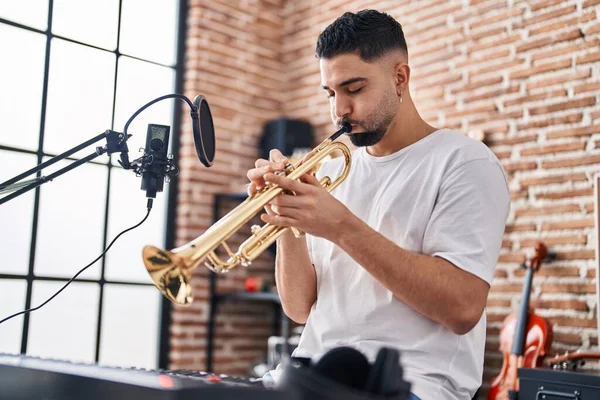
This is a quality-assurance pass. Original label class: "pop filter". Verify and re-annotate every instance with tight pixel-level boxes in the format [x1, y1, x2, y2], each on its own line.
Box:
[192, 95, 215, 167]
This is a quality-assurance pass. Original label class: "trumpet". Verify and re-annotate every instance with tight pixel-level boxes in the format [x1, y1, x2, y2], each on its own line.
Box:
[142, 122, 352, 305]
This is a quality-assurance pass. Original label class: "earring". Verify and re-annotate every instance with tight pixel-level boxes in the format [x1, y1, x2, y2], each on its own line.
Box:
[399, 91, 403, 104]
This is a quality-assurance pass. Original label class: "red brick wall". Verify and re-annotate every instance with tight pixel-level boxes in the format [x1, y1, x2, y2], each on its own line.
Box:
[173, 0, 600, 395]
[170, 0, 284, 375]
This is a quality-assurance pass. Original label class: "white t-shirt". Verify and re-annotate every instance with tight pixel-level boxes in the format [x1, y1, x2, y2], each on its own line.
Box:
[291, 129, 510, 400]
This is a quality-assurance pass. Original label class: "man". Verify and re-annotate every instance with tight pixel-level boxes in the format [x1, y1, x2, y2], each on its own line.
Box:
[247, 9, 510, 400]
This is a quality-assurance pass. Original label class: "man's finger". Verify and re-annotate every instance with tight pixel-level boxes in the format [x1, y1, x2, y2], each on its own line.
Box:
[269, 149, 288, 164]
[247, 182, 257, 197]
[270, 194, 305, 210]
[300, 173, 321, 187]
[264, 173, 305, 194]
[255, 158, 270, 168]
[260, 212, 296, 228]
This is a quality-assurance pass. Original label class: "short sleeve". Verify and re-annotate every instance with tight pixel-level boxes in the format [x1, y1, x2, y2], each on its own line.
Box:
[422, 158, 510, 285]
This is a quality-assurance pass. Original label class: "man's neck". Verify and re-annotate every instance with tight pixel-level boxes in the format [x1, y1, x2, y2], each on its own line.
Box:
[366, 102, 437, 157]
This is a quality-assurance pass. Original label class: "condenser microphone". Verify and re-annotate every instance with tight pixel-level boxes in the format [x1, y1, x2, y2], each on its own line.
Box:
[136, 123, 177, 199]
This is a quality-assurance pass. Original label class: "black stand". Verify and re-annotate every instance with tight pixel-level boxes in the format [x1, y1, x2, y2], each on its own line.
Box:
[0, 130, 130, 206]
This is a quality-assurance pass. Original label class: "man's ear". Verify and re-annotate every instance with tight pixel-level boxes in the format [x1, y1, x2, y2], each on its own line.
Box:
[394, 63, 410, 97]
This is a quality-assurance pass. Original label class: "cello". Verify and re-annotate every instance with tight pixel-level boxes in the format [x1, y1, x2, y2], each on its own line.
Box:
[488, 242, 555, 400]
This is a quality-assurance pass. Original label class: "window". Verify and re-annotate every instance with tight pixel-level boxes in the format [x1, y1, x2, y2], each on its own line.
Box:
[0, 0, 183, 369]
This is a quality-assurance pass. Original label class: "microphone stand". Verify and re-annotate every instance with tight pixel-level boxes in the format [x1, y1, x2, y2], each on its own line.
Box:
[0, 130, 131, 206]
[0, 93, 204, 207]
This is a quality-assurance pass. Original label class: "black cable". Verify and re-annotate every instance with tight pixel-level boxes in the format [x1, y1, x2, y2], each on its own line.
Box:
[0, 200, 153, 326]
[123, 94, 195, 140]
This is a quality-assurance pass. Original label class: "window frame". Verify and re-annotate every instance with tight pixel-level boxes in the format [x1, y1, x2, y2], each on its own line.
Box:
[0, 0, 186, 369]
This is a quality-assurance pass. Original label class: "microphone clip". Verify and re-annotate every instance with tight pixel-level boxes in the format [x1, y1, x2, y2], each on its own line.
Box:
[129, 151, 179, 182]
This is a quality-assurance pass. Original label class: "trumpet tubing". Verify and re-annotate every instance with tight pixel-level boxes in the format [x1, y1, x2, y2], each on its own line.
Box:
[143, 124, 352, 305]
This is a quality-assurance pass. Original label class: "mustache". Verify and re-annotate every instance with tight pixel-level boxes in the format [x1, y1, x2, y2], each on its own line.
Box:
[337, 119, 361, 129]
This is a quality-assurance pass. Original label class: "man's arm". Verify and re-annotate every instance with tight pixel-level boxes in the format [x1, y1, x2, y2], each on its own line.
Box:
[262, 158, 509, 334]
[274, 230, 317, 324]
[333, 215, 489, 335]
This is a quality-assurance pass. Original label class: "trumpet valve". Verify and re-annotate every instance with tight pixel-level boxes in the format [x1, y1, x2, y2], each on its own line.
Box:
[251, 224, 261, 235]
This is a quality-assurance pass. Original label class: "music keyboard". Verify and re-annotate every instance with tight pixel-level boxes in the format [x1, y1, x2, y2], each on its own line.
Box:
[0, 353, 296, 400]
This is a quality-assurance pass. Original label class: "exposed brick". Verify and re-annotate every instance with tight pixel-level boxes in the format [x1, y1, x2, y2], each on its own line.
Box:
[494, 268, 509, 278]
[510, 190, 529, 201]
[574, 81, 600, 94]
[584, 202, 595, 214]
[530, 0, 567, 12]
[577, 51, 600, 65]
[494, 150, 512, 159]
[509, 58, 572, 80]
[527, 69, 592, 90]
[535, 188, 593, 200]
[487, 298, 511, 307]
[547, 124, 600, 139]
[503, 160, 538, 174]
[587, 268, 596, 278]
[498, 253, 527, 263]
[530, 298, 588, 311]
[452, 76, 503, 93]
[505, 223, 537, 233]
[520, 142, 586, 156]
[553, 332, 583, 346]
[530, 16, 578, 37]
[504, 89, 567, 107]
[486, 313, 509, 323]
[518, 112, 583, 130]
[466, 33, 521, 54]
[584, 0, 600, 8]
[520, 172, 588, 188]
[541, 154, 600, 169]
[524, 5, 578, 27]
[531, 38, 597, 62]
[487, 134, 537, 146]
[547, 317, 597, 329]
[514, 203, 580, 218]
[555, 250, 596, 260]
[541, 283, 596, 294]
[529, 97, 596, 116]
[541, 219, 595, 231]
[490, 283, 526, 293]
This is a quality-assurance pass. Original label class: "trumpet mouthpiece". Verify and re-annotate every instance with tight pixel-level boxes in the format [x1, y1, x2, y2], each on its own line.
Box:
[330, 122, 353, 141]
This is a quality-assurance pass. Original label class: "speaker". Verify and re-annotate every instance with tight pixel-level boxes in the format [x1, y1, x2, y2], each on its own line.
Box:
[259, 118, 314, 160]
[278, 347, 412, 400]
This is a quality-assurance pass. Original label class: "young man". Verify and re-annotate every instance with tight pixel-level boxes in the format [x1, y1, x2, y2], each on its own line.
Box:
[247, 9, 510, 400]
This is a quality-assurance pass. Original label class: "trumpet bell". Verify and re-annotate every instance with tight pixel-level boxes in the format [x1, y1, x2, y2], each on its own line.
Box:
[143, 245, 193, 305]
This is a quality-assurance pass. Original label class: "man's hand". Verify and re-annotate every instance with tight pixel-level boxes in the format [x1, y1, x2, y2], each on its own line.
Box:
[246, 149, 289, 197]
[260, 172, 351, 242]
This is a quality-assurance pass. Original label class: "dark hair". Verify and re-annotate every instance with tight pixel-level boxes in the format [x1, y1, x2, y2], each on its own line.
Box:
[315, 9, 408, 62]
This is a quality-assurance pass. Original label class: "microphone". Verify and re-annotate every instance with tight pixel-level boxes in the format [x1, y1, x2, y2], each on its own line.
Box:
[130, 123, 178, 199]
[117, 94, 215, 200]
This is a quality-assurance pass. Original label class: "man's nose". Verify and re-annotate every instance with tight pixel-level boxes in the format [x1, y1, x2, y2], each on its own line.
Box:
[333, 96, 352, 121]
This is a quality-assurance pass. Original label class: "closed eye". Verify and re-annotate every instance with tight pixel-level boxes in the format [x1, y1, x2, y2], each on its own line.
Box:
[326, 87, 363, 99]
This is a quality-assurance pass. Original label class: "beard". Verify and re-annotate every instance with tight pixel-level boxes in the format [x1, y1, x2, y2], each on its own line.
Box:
[348, 126, 387, 147]
[341, 90, 398, 148]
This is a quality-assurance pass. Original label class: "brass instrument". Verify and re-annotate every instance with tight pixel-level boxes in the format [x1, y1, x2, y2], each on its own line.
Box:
[142, 122, 352, 305]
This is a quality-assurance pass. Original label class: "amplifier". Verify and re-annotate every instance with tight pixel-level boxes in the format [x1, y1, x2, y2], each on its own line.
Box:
[519, 367, 600, 399]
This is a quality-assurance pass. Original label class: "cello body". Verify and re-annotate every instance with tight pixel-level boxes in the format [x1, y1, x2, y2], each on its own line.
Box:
[487, 242, 555, 400]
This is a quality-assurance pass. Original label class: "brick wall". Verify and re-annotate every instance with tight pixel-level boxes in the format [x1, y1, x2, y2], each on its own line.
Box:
[169, 0, 285, 375]
[173, 0, 600, 395]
